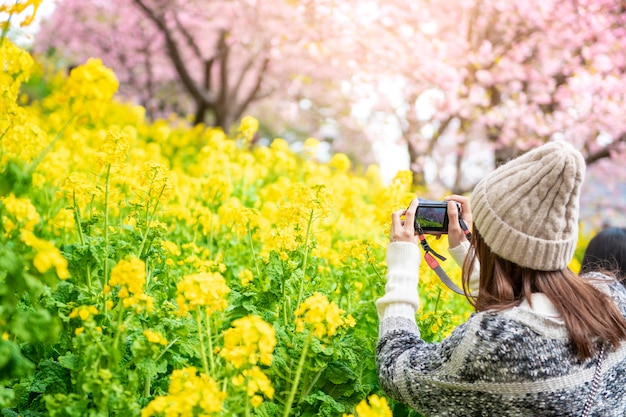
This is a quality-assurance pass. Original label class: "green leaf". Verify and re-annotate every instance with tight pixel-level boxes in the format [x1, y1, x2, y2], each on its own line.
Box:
[0, 340, 34, 380]
[301, 390, 346, 417]
[57, 354, 81, 371]
[252, 401, 281, 417]
[322, 362, 355, 385]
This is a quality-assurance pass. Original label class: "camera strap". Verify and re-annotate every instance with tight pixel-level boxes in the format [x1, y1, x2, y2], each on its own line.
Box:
[416, 220, 471, 296]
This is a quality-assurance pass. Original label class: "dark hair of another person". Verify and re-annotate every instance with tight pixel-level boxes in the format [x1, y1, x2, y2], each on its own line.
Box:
[462, 227, 626, 361]
[580, 227, 626, 281]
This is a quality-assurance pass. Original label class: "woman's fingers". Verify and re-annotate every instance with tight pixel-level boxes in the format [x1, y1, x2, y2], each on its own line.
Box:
[390, 198, 419, 243]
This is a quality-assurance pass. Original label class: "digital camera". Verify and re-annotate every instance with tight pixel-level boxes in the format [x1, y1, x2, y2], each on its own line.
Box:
[413, 199, 460, 234]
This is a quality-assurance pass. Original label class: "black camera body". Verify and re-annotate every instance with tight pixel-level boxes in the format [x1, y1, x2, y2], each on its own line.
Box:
[414, 199, 460, 234]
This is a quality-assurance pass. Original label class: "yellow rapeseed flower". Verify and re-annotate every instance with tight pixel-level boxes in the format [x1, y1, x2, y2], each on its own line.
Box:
[2, 194, 40, 234]
[343, 394, 392, 417]
[176, 272, 230, 316]
[303, 137, 320, 158]
[59, 172, 101, 206]
[237, 115, 259, 145]
[63, 58, 119, 115]
[109, 257, 146, 298]
[217, 197, 259, 237]
[143, 329, 168, 346]
[238, 269, 254, 286]
[231, 365, 274, 406]
[98, 126, 130, 166]
[122, 293, 155, 314]
[137, 161, 175, 206]
[294, 292, 352, 339]
[328, 153, 351, 173]
[69, 305, 98, 321]
[221, 315, 276, 368]
[20, 230, 70, 279]
[141, 367, 226, 416]
[0, 0, 42, 28]
[160, 240, 181, 256]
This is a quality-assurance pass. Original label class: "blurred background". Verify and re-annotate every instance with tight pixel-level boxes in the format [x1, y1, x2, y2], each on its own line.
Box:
[6, 0, 626, 229]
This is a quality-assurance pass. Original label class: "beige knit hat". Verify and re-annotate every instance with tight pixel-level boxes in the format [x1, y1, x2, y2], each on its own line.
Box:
[471, 141, 586, 271]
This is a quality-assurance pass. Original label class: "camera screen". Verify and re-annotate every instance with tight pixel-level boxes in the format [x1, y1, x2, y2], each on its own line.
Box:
[416, 206, 447, 230]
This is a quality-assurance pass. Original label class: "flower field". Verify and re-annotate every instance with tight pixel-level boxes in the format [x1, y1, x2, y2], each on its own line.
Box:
[1, 28, 593, 417]
[0, 35, 475, 417]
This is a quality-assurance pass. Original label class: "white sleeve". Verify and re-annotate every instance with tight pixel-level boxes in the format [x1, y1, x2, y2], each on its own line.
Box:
[375, 242, 421, 322]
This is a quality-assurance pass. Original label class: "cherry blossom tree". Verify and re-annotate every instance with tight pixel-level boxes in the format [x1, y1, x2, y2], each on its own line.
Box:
[34, 0, 362, 135]
[357, 0, 626, 193]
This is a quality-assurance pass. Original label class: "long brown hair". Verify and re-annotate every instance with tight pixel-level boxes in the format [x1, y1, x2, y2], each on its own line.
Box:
[462, 228, 626, 360]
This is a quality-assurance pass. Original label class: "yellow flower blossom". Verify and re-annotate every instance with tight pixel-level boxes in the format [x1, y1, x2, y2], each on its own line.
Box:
[270, 138, 289, 152]
[231, 366, 274, 406]
[238, 269, 254, 286]
[2, 194, 40, 234]
[343, 395, 392, 417]
[0, 0, 42, 28]
[237, 115, 259, 145]
[294, 293, 353, 339]
[62, 58, 119, 115]
[221, 315, 276, 368]
[59, 172, 101, 206]
[328, 152, 351, 172]
[142, 367, 226, 417]
[303, 137, 320, 158]
[176, 272, 230, 316]
[69, 305, 98, 321]
[143, 329, 167, 346]
[217, 197, 259, 237]
[122, 293, 155, 314]
[136, 161, 175, 206]
[108, 257, 146, 298]
[49, 208, 75, 236]
[160, 240, 181, 256]
[20, 230, 70, 279]
[98, 126, 130, 166]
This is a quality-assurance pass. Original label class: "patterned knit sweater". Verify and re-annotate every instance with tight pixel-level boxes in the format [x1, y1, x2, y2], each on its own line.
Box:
[376, 242, 626, 417]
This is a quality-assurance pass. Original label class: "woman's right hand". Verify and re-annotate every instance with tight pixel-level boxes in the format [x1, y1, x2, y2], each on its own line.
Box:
[445, 195, 472, 248]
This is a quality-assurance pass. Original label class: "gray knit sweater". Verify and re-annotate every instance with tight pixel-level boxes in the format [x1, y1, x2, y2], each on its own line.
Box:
[376, 242, 626, 417]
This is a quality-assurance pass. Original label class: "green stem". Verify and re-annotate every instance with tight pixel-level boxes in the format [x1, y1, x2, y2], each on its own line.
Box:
[245, 391, 251, 417]
[246, 224, 261, 278]
[282, 333, 312, 417]
[111, 303, 125, 357]
[433, 287, 442, 314]
[206, 313, 216, 373]
[103, 164, 111, 287]
[207, 211, 213, 253]
[144, 375, 151, 398]
[29, 116, 75, 172]
[73, 193, 86, 246]
[137, 184, 166, 258]
[301, 368, 323, 399]
[367, 246, 384, 281]
[195, 308, 210, 376]
[72, 193, 92, 290]
[296, 209, 315, 309]
[155, 337, 179, 363]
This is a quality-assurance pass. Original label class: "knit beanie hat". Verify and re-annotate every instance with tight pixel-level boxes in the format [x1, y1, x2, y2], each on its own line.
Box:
[471, 141, 586, 271]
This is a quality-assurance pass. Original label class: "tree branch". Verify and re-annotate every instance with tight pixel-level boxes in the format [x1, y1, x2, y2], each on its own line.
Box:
[131, 0, 215, 106]
[585, 133, 626, 165]
[233, 55, 270, 121]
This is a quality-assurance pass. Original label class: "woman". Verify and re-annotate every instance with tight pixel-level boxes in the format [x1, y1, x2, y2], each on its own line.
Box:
[376, 141, 626, 416]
